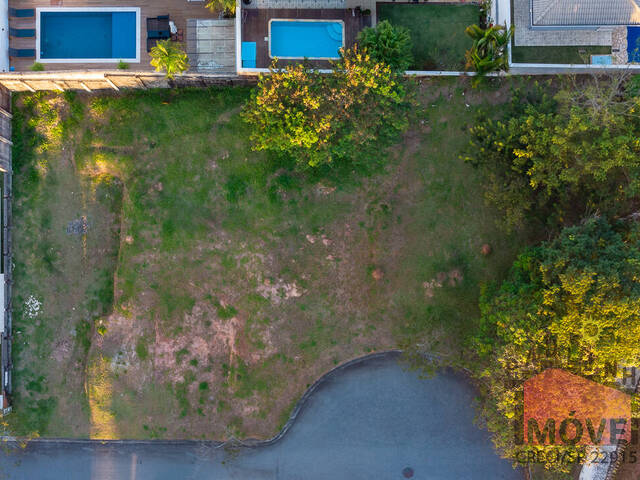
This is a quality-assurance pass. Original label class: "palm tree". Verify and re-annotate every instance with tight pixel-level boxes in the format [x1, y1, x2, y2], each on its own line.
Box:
[150, 39, 189, 79]
[465, 24, 514, 77]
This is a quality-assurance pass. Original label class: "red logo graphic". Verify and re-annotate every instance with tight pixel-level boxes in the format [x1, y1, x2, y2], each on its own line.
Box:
[523, 369, 631, 446]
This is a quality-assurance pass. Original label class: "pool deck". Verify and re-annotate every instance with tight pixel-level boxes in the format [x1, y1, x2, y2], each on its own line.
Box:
[8, 0, 220, 72]
[241, 8, 369, 69]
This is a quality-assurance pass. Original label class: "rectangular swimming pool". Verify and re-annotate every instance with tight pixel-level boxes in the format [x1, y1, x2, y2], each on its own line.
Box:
[37, 7, 140, 63]
[269, 19, 344, 60]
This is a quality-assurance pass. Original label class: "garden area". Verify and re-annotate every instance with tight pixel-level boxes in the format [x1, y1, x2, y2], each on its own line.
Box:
[8, 78, 524, 440]
[377, 3, 479, 70]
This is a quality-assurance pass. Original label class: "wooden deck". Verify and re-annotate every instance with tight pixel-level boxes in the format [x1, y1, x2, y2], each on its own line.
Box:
[241, 8, 369, 69]
[8, 0, 221, 72]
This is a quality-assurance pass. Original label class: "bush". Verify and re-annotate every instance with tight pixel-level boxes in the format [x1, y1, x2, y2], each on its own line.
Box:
[464, 24, 513, 77]
[30, 62, 44, 72]
[357, 20, 413, 72]
[150, 40, 189, 79]
[117, 60, 129, 70]
[243, 46, 410, 169]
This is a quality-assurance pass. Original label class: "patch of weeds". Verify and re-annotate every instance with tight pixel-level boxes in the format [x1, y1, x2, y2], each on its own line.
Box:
[214, 299, 237, 319]
[75, 320, 92, 354]
[198, 381, 209, 391]
[26, 375, 47, 394]
[37, 239, 58, 274]
[217, 399, 230, 413]
[174, 382, 190, 417]
[175, 348, 189, 364]
[142, 424, 167, 439]
[160, 292, 196, 322]
[12, 396, 58, 435]
[61, 91, 85, 134]
[227, 416, 244, 437]
[135, 337, 149, 361]
[224, 174, 248, 203]
[223, 359, 269, 399]
[86, 268, 114, 317]
[189, 358, 198, 367]
[184, 370, 196, 385]
[220, 253, 236, 270]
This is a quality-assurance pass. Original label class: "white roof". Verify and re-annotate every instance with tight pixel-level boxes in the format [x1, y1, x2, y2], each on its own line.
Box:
[532, 0, 640, 26]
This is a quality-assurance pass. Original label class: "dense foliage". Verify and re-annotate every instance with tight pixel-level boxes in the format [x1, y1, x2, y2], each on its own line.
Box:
[464, 24, 513, 77]
[205, 0, 235, 15]
[472, 217, 640, 468]
[149, 40, 189, 79]
[356, 20, 413, 72]
[463, 77, 640, 231]
[243, 46, 410, 168]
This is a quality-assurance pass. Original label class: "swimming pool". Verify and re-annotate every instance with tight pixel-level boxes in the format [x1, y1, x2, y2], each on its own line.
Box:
[37, 7, 140, 63]
[269, 19, 344, 60]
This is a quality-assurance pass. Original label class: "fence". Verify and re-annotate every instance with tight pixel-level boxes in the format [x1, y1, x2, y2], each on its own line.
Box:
[0, 72, 258, 92]
[0, 84, 10, 416]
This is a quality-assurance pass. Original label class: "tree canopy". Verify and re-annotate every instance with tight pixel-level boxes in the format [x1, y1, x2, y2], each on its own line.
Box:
[242, 46, 410, 169]
[473, 217, 640, 468]
[463, 77, 640, 231]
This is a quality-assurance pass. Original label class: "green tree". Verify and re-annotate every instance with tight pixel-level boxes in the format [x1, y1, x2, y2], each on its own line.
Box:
[243, 46, 410, 168]
[356, 20, 413, 72]
[464, 24, 513, 77]
[463, 79, 640, 231]
[150, 40, 189, 79]
[205, 0, 235, 16]
[473, 217, 640, 470]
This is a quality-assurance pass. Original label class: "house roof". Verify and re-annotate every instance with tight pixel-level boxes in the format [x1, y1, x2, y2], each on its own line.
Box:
[532, 0, 640, 26]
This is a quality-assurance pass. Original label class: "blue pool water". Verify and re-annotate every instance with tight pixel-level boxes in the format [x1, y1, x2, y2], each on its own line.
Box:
[40, 11, 137, 60]
[270, 20, 343, 59]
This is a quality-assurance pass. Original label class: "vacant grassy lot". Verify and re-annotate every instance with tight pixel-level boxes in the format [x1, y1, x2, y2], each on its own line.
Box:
[10, 81, 525, 440]
[377, 4, 479, 70]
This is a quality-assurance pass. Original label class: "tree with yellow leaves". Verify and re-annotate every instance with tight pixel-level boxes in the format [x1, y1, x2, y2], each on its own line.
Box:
[242, 46, 410, 169]
[473, 216, 640, 471]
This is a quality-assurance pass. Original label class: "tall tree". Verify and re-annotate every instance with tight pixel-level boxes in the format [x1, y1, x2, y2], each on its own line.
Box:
[243, 46, 410, 169]
[472, 217, 640, 470]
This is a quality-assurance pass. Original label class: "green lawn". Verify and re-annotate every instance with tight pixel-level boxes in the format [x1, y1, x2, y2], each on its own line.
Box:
[10, 81, 527, 440]
[377, 4, 479, 71]
[511, 45, 612, 64]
